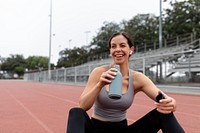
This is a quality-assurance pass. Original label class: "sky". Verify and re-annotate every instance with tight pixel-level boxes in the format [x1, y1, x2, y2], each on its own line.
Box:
[0, 0, 173, 64]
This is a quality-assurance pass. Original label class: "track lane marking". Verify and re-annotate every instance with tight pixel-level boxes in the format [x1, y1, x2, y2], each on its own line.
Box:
[5, 89, 55, 133]
[31, 89, 78, 105]
[32, 88, 200, 119]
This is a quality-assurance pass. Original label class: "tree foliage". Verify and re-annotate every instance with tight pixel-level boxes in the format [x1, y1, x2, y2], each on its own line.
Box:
[1, 54, 26, 72]
[164, 0, 200, 38]
[57, 46, 88, 67]
[26, 56, 49, 70]
[123, 14, 159, 51]
[88, 21, 121, 59]
[0, 55, 49, 77]
[57, 0, 199, 67]
[1, 0, 199, 71]
[14, 66, 25, 77]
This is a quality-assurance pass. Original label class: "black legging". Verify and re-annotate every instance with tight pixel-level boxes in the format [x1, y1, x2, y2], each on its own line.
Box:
[66, 107, 185, 133]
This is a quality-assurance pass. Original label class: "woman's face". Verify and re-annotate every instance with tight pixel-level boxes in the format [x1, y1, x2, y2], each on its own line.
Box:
[110, 35, 132, 65]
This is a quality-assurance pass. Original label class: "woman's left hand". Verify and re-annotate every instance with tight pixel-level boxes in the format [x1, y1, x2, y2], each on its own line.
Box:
[155, 93, 176, 114]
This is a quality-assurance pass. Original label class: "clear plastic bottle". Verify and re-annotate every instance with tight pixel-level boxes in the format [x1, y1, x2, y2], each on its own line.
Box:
[108, 65, 122, 99]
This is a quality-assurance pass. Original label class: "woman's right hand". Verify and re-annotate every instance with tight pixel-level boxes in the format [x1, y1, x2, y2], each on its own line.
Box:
[98, 67, 117, 88]
[79, 66, 117, 111]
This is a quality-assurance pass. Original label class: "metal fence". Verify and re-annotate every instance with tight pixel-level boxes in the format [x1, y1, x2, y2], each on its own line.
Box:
[24, 38, 200, 85]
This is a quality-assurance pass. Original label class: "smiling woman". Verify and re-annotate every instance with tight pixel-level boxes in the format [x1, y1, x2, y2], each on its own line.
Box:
[66, 32, 185, 133]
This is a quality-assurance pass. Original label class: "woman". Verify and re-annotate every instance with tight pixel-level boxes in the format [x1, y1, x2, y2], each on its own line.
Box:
[67, 32, 185, 133]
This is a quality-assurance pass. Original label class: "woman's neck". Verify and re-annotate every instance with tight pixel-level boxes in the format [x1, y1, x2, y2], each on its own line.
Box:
[119, 64, 129, 77]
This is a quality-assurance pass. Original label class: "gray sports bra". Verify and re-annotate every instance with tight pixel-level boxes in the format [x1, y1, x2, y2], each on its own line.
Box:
[93, 69, 134, 122]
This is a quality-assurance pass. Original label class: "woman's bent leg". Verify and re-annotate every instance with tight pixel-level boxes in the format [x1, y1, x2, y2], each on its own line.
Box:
[159, 110, 185, 133]
[127, 109, 185, 133]
[66, 107, 94, 133]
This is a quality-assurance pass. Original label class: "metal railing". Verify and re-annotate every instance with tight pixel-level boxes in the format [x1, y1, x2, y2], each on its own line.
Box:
[24, 35, 200, 84]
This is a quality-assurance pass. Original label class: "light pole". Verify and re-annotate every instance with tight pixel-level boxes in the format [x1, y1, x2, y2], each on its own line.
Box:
[159, 0, 163, 48]
[48, 0, 52, 81]
[58, 45, 61, 57]
[0, 56, 2, 78]
[0, 55, 1, 72]
[85, 31, 90, 45]
[69, 39, 72, 49]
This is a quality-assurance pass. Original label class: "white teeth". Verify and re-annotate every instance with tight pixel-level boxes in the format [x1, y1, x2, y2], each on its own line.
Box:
[116, 55, 123, 57]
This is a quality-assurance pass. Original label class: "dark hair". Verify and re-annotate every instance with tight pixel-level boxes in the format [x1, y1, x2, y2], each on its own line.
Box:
[108, 32, 134, 48]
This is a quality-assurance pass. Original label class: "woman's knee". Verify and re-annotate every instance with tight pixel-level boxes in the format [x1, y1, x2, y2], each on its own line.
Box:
[153, 108, 180, 125]
[69, 107, 85, 114]
[154, 108, 174, 117]
[68, 107, 88, 119]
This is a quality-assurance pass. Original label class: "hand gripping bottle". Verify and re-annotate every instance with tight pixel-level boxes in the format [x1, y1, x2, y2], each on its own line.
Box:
[108, 65, 122, 99]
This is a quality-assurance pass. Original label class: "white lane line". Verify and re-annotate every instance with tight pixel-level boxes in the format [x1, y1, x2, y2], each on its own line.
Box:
[32, 90, 78, 106]
[33, 89, 200, 118]
[5, 89, 54, 133]
[133, 103, 200, 118]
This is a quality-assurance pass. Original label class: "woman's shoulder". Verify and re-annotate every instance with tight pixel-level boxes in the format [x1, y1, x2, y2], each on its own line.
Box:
[130, 70, 144, 77]
[130, 70, 148, 92]
[88, 65, 108, 81]
[130, 70, 148, 83]
[91, 65, 108, 74]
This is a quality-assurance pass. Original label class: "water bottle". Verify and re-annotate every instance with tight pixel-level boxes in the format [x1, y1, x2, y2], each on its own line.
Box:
[108, 65, 122, 99]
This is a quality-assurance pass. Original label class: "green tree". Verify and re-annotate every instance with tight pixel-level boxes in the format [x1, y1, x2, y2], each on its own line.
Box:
[14, 66, 25, 77]
[26, 56, 49, 71]
[124, 14, 159, 52]
[57, 46, 88, 68]
[164, 0, 200, 38]
[1, 54, 26, 72]
[88, 21, 121, 60]
[56, 0, 200, 67]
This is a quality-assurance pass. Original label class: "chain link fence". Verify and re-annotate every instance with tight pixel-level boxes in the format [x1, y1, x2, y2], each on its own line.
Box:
[24, 38, 200, 85]
[24, 34, 200, 84]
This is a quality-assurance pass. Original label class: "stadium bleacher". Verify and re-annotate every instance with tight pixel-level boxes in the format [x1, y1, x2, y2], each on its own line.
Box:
[24, 34, 200, 84]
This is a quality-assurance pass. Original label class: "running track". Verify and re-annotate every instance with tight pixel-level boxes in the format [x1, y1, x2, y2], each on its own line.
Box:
[0, 80, 199, 133]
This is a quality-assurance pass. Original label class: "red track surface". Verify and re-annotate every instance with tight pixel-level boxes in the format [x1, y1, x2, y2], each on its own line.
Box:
[0, 80, 199, 133]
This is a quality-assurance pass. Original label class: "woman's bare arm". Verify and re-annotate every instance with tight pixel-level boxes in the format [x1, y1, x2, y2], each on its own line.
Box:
[79, 65, 116, 111]
[79, 67, 104, 111]
[133, 71, 176, 114]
